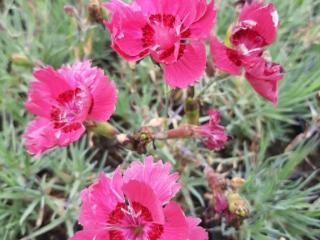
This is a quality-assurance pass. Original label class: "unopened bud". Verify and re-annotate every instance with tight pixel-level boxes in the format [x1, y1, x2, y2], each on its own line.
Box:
[231, 177, 245, 189]
[184, 97, 199, 125]
[226, 192, 249, 218]
[88, 0, 104, 23]
[64, 4, 77, 17]
[11, 53, 31, 66]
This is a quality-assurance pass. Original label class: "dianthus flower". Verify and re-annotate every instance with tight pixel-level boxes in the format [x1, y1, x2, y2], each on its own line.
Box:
[194, 109, 229, 151]
[104, 0, 216, 88]
[210, 0, 283, 104]
[24, 61, 117, 155]
[70, 156, 208, 240]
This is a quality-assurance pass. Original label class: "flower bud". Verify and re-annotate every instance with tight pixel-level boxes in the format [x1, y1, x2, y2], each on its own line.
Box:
[231, 177, 245, 189]
[88, 0, 104, 23]
[11, 53, 31, 66]
[226, 192, 249, 218]
[64, 4, 77, 17]
[184, 97, 199, 125]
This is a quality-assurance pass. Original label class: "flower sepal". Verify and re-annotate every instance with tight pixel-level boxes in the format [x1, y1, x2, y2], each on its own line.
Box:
[85, 121, 119, 138]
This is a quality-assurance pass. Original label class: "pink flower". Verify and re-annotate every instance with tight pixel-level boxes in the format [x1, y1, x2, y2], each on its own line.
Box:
[195, 109, 228, 151]
[24, 61, 117, 156]
[104, 0, 216, 88]
[210, 0, 283, 104]
[70, 157, 208, 240]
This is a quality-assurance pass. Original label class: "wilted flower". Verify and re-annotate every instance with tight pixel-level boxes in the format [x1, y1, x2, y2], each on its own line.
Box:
[210, 0, 283, 104]
[205, 166, 229, 214]
[104, 0, 216, 88]
[70, 156, 208, 240]
[194, 109, 229, 151]
[205, 167, 249, 223]
[24, 61, 117, 156]
[244, 57, 283, 103]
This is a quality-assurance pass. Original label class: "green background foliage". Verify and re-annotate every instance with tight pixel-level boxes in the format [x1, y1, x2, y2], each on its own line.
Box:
[0, 0, 320, 239]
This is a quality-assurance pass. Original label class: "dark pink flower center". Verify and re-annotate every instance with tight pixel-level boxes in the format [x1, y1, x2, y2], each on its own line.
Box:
[50, 88, 89, 133]
[142, 24, 155, 48]
[226, 48, 243, 67]
[141, 14, 191, 62]
[107, 202, 164, 240]
[149, 14, 176, 28]
[231, 26, 266, 56]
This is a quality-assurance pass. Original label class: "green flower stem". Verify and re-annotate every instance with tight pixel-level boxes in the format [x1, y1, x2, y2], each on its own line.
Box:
[85, 121, 119, 138]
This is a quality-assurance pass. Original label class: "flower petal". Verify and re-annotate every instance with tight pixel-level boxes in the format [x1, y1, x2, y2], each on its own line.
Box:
[24, 113, 86, 156]
[23, 117, 58, 156]
[239, 1, 278, 45]
[25, 67, 72, 118]
[104, 0, 150, 61]
[56, 123, 86, 147]
[210, 37, 242, 75]
[135, 0, 198, 28]
[90, 80, 117, 121]
[189, 0, 216, 39]
[123, 156, 181, 204]
[85, 69, 118, 121]
[161, 202, 189, 240]
[79, 173, 124, 228]
[163, 42, 206, 88]
[58, 61, 118, 121]
[187, 217, 208, 240]
[122, 180, 165, 223]
[69, 230, 109, 240]
[33, 66, 72, 96]
[244, 57, 283, 104]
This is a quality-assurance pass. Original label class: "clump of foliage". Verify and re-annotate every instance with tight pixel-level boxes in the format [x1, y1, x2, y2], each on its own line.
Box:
[0, 0, 320, 239]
